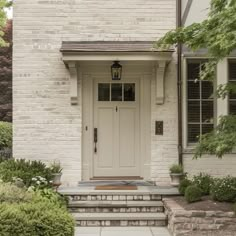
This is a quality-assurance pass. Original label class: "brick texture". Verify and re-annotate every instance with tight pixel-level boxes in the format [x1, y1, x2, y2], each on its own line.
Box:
[13, 0, 176, 186]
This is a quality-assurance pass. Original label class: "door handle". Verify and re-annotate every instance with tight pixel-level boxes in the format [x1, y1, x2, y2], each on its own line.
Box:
[94, 128, 98, 153]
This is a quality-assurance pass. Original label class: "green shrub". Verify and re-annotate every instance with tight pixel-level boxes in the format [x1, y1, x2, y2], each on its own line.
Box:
[169, 164, 183, 174]
[0, 122, 12, 149]
[210, 176, 236, 202]
[185, 185, 202, 203]
[0, 183, 33, 203]
[34, 188, 68, 208]
[0, 159, 53, 187]
[179, 178, 192, 195]
[0, 200, 75, 236]
[192, 173, 213, 195]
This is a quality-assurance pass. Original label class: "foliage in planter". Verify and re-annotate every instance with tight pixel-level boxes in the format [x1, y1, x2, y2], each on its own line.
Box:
[185, 185, 202, 203]
[210, 176, 236, 202]
[0, 200, 75, 236]
[0, 159, 53, 187]
[179, 178, 192, 195]
[192, 173, 213, 196]
[0, 122, 12, 150]
[169, 164, 183, 174]
[0, 182, 33, 203]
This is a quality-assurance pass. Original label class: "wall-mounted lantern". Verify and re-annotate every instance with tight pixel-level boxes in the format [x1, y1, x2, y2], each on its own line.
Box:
[111, 61, 122, 80]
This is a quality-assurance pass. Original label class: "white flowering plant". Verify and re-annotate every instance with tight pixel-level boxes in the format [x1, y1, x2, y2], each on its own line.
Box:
[30, 176, 50, 190]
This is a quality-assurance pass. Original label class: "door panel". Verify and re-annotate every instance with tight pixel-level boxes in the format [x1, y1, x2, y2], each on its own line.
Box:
[97, 108, 114, 168]
[119, 108, 136, 167]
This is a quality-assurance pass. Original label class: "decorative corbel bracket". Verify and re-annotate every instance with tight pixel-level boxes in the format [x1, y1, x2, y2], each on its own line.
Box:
[67, 62, 78, 105]
[156, 61, 167, 105]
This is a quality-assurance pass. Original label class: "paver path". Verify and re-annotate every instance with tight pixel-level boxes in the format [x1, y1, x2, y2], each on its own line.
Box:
[75, 227, 171, 236]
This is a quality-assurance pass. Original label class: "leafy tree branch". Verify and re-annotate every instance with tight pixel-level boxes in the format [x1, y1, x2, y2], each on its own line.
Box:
[155, 0, 236, 158]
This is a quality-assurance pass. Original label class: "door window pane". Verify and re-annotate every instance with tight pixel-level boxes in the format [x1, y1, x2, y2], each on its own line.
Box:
[124, 83, 135, 101]
[111, 84, 122, 101]
[98, 83, 110, 101]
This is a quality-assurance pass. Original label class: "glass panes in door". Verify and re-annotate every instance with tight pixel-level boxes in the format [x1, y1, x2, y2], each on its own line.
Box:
[98, 83, 135, 102]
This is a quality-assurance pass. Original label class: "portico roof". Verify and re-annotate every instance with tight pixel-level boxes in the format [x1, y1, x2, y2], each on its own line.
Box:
[60, 41, 173, 53]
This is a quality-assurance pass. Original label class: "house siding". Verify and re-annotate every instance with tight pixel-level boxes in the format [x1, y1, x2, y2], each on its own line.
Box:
[13, 0, 177, 186]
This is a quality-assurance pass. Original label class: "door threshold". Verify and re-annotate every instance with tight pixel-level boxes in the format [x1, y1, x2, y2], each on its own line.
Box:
[90, 176, 143, 181]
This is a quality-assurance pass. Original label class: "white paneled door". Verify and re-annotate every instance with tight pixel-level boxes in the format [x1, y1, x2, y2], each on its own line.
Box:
[93, 79, 140, 177]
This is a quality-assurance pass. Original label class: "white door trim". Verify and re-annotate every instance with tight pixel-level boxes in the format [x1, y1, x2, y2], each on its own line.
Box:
[82, 70, 151, 180]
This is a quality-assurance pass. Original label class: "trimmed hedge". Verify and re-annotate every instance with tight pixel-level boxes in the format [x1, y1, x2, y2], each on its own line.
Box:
[179, 178, 192, 195]
[185, 185, 202, 203]
[0, 201, 74, 236]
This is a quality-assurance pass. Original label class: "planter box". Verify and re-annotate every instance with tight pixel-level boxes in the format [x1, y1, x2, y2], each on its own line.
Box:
[163, 198, 236, 236]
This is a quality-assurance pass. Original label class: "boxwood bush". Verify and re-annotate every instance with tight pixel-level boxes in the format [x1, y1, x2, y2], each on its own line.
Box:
[210, 176, 236, 202]
[185, 185, 202, 203]
[192, 173, 213, 196]
[179, 178, 192, 195]
[0, 201, 74, 236]
[0, 183, 74, 236]
[0, 159, 53, 187]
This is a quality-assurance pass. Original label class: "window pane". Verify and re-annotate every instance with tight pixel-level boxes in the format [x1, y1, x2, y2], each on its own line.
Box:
[188, 101, 200, 123]
[188, 81, 200, 99]
[229, 101, 236, 115]
[202, 101, 214, 123]
[188, 124, 200, 143]
[111, 84, 122, 101]
[188, 63, 200, 81]
[229, 81, 236, 99]
[98, 83, 110, 101]
[229, 62, 236, 81]
[124, 83, 135, 101]
[202, 124, 214, 135]
[202, 81, 213, 99]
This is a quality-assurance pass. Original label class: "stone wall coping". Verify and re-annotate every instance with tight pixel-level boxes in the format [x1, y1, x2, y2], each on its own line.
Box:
[163, 198, 236, 218]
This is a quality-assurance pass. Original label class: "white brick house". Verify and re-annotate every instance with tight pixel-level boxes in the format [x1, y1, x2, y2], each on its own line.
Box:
[13, 0, 236, 186]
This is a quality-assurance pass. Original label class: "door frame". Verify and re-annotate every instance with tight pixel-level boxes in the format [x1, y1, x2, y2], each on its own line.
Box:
[82, 68, 151, 180]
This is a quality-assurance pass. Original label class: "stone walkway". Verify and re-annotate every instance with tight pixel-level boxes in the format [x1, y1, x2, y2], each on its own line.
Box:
[75, 227, 171, 236]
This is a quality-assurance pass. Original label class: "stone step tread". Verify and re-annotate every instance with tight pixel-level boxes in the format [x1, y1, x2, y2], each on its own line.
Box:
[69, 200, 164, 207]
[73, 212, 166, 221]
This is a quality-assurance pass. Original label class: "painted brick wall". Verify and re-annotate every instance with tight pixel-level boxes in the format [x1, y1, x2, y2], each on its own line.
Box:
[13, 0, 176, 186]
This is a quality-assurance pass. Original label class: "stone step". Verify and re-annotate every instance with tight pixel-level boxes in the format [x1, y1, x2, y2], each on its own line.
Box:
[73, 212, 167, 227]
[69, 200, 164, 213]
[67, 194, 161, 201]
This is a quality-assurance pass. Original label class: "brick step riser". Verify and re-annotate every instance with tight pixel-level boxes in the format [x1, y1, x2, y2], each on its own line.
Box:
[69, 206, 164, 213]
[69, 195, 161, 201]
[76, 220, 167, 227]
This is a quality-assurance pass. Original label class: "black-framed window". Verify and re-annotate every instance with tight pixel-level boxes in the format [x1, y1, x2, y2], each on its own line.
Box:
[187, 60, 215, 143]
[229, 61, 236, 115]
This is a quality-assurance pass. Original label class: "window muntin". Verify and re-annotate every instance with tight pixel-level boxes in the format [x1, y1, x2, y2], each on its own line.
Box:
[229, 61, 236, 115]
[187, 60, 215, 143]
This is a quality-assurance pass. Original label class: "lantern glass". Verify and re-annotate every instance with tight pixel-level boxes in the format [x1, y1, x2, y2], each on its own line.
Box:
[111, 61, 122, 80]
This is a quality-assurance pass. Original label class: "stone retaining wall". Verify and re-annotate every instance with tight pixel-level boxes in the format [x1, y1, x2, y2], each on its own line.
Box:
[163, 198, 236, 236]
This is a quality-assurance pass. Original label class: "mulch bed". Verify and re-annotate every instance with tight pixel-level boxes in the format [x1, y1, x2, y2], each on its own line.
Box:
[171, 196, 234, 212]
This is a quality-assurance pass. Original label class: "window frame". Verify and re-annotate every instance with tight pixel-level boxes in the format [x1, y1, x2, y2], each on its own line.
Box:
[183, 58, 217, 147]
[228, 59, 236, 115]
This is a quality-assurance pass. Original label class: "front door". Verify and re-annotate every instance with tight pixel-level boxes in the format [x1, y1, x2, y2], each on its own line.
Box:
[93, 78, 140, 177]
